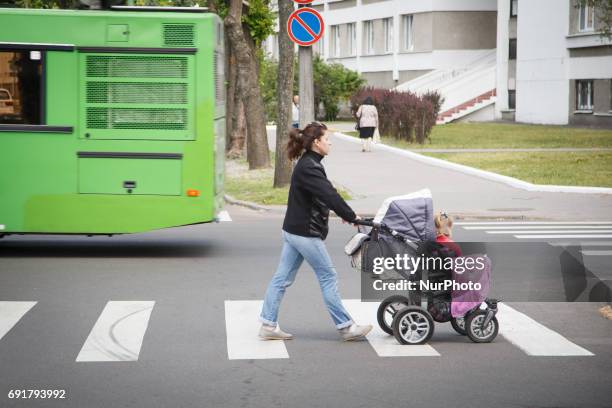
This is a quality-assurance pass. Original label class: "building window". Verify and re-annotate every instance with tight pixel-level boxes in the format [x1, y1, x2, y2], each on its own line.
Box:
[402, 15, 414, 51]
[347, 23, 356, 56]
[364, 20, 374, 55]
[508, 90, 516, 110]
[578, 3, 595, 32]
[331, 25, 340, 57]
[576, 80, 594, 111]
[510, 0, 518, 17]
[383, 18, 393, 53]
[509, 39, 517, 60]
[0, 50, 43, 125]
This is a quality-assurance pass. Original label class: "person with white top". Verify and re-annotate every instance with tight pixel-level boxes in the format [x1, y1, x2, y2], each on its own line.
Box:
[292, 95, 300, 129]
[355, 97, 379, 152]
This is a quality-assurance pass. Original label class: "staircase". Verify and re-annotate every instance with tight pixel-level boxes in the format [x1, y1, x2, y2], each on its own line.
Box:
[437, 89, 496, 124]
[395, 50, 497, 124]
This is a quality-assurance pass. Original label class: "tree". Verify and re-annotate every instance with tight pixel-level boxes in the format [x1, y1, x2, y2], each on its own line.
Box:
[260, 56, 364, 122]
[313, 56, 365, 121]
[273, 0, 294, 188]
[222, 0, 273, 169]
[578, 0, 612, 38]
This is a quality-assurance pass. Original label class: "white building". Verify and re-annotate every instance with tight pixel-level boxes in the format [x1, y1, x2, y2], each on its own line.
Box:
[264, 0, 498, 88]
[496, 0, 612, 127]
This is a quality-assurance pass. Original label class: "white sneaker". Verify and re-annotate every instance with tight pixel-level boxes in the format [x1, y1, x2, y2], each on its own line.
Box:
[338, 324, 373, 341]
[259, 324, 293, 340]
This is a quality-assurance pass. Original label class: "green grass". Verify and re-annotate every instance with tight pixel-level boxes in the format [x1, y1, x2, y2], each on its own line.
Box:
[225, 158, 352, 205]
[422, 152, 612, 188]
[345, 123, 612, 149]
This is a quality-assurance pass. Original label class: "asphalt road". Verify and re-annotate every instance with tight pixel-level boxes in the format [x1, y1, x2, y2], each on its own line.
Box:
[1, 206, 610, 408]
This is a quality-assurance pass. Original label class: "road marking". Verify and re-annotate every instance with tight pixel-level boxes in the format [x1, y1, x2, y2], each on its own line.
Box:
[0, 302, 37, 341]
[456, 222, 612, 225]
[514, 234, 612, 239]
[224, 300, 289, 360]
[76, 301, 154, 362]
[581, 250, 612, 256]
[549, 242, 612, 247]
[343, 299, 440, 357]
[497, 303, 593, 356]
[488, 230, 612, 234]
[217, 210, 232, 222]
[464, 226, 612, 230]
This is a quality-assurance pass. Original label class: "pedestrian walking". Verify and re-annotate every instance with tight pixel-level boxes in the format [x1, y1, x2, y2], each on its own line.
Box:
[355, 96, 378, 152]
[259, 122, 373, 342]
[292, 95, 300, 129]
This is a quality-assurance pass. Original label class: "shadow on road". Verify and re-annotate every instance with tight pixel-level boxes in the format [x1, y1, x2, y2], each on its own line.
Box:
[0, 239, 223, 258]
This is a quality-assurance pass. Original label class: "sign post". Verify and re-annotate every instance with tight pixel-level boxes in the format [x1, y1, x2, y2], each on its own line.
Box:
[287, 3, 324, 128]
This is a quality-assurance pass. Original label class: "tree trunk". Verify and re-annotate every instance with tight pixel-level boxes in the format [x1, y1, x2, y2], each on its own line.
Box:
[225, 0, 270, 169]
[225, 34, 236, 153]
[227, 98, 246, 159]
[273, 0, 295, 188]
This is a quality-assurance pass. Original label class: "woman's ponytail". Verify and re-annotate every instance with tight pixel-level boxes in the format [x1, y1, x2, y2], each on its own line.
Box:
[285, 122, 328, 161]
[287, 128, 305, 161]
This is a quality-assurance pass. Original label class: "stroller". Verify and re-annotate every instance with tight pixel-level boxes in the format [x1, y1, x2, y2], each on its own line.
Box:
[345, 189, 499, 345]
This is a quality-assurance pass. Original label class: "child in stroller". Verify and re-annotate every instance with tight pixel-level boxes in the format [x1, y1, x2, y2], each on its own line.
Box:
[345, 189, 499, 345]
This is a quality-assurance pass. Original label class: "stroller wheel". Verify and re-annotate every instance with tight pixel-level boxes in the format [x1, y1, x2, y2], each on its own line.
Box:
[450, 317, 467, 335]
[392, 306, 434, 345]
[377, 295, 410, 335]
[466, 311, 499, 343]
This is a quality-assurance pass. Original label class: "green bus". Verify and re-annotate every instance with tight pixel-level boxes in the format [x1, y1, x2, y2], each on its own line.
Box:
[0, 6, 225, 236]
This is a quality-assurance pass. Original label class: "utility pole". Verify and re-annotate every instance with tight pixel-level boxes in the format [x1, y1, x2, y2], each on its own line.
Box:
[298, 3, 314, 128]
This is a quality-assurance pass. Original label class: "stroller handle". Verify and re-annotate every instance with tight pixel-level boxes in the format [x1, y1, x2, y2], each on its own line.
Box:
[353, 218, 420, 251]
[353, 218, 378, 227]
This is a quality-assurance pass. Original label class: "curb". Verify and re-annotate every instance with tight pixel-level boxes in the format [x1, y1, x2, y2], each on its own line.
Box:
[333, 132, 612, 195]
[224, 194, 271, 212]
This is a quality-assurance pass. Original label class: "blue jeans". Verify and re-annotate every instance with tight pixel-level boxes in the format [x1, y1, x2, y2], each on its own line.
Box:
[260, 231, 354, 329]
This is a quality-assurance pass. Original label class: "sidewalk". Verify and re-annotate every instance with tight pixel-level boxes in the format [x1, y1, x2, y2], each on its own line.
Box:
[266, 127, 612, 220]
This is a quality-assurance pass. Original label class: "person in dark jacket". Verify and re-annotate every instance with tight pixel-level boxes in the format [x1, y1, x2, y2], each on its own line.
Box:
[259, 122, 373, 341]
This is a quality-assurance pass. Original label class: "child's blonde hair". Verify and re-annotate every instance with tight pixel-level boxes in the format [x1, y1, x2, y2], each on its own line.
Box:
[434, 211, 453, 238]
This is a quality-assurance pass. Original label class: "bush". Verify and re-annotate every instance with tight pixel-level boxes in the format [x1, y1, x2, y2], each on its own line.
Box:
[260, 56, 365, 122]
[350, 87, 443, 144]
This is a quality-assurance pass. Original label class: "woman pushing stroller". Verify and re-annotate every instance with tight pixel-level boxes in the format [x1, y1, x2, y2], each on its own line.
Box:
[259, 122, 373, 342]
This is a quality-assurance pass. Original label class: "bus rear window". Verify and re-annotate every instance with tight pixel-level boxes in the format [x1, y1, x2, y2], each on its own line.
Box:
[0, 50, 43, 124]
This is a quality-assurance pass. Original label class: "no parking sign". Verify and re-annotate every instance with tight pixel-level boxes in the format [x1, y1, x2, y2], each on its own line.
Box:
[287, 7, 324, 46]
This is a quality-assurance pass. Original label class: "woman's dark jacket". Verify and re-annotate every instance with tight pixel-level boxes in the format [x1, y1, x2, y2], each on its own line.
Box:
[282, 150, 356, 240]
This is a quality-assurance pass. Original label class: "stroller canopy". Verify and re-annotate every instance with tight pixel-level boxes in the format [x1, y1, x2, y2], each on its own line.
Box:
[373, 189, 436, 242]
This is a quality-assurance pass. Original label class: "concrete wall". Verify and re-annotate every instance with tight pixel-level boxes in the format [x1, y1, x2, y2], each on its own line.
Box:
[515, 0, 570, 125]
[432, 11, 497, 49]
[495, 0, 510, 117]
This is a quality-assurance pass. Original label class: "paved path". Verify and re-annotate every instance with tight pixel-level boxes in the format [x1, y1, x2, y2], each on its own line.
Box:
[266, 127, 612, 220]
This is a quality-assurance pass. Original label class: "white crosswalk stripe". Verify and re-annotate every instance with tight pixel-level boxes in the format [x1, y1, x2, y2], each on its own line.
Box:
[76, 301, 155, 362]
[463, 226, 612, 230]
[224, 300, 289, 360]
[0, 301, 36, 341]
[459, 221, 612, 243]
[497, 304, 593, 356]
[456, 222, 612, 225]
[580, 250, 612, 256]
[217, 210, 232, 222]
[342, 300, 440, 357]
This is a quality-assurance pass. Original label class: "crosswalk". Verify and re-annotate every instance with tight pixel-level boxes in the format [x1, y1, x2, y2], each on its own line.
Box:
[458, 221, 612, 257]
[457, 221, 612, 241]
[223, 299, 595, 360]
[0, 299, 597, 362]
